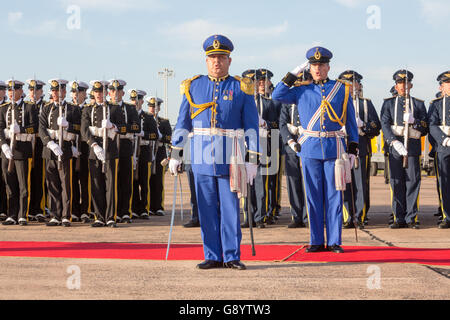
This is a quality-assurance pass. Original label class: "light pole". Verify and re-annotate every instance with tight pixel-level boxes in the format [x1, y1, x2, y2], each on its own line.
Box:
[158, 68, 174, 119]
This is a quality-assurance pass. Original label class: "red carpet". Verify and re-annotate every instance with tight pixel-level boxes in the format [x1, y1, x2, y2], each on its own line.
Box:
[0, 242, 449, 266]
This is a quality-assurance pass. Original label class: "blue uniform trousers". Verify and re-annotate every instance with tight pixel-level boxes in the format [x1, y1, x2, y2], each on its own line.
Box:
[301, 157, 342, 246]
[285, 152, 306, 223]
[194, 173, 242, 263]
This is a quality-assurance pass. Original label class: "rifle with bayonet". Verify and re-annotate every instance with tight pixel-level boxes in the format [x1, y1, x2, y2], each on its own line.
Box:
[133, 96, 142, 181]
[8, 78, 16, 173]
[102, 82, 108, 174]
[352, 73, 360, 169]
[403, 70, 410, 169]
[57, 81, 64, 171]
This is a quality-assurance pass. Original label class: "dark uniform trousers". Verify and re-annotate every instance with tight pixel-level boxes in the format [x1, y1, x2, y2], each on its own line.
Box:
[0, 160, 7, 215]
[186, 165, 199, 223]
[118, 148, 133, 218]
[1, 158, 32, 221]
[149, 146, 167, 213]
[279, 103, 306, 224]
[29, 100, 47, 218]
[132, 146, 151, 215]
[72, 147, 90, 219]
[89, 158, 118, 223]
[46, 158, 72, 221]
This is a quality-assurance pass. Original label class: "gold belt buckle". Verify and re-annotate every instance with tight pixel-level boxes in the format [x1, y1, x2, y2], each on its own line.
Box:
[320, 132, 327, 138]
[210, 127, 219, 136]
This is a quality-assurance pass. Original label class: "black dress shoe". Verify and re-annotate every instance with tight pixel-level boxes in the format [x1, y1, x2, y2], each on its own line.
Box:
[225, 260, 247, 270]
[91, 220, 105, 228]
[256, 222, 266, 229]
[305, 245, 326, 253]
[120, 216, 132, 224]
[407, 222, 420, 229]
[389, 222, 407, 229]
[288, 221, 306, 229]
[196, 260, 223, 270]
[183, 220, 200, 228]
[240, 221, 256, 229]
[343, 222, 355, 229]
[328, 245, 344, 253]
[2, 218, 17, 226]
[18, 219, 28, 226]
[107, 220, 117, 228]
[438, 221, 450, 229]
[46, 219, 61, 227]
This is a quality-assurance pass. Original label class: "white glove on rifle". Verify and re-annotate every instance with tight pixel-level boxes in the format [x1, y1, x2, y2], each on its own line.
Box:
[71, 146, 81, 158]
[245, 162, 258, 186]
[348, 153, 356, 169]
[1, 144, 13, 160]
[101, 119, 114, 130]
[57, 117, 69, 128]
[10, 121, 20, 136]
[288, 139, 301, 153]
[93, 144, 105, 162]
[290, 61, 310, 77]
[136, 131, 145, 138]
[169, 158, 181, 176]
[443, 138, 450, 147]
[392, 140, 408, 156]
[258, 116, 267, 128]
[287, 124, 299, 135]
[403, 113, 415, 125]
[356, 117, 365, 128]
[47, 141, 63, 157]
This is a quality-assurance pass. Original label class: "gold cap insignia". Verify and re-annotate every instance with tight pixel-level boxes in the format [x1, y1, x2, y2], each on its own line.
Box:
[130, 90, 137, 98]
[445, 73, 450, 78]
[399, 74, 406, 79]
[113, 80, 120, 88]
[314, 48, 321, 60]
[8, 81, 14, 88]
[94, 82, 102, 89]
[51, 80, 59, 88]
[30, 80, 36, 87]
[149, 98, 156, 104]
[344, 74, 353, 79]
[72, 82, 78, 90]
[213, 40, 220, 50]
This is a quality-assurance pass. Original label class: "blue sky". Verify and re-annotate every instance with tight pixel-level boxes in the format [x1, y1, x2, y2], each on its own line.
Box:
[1, 0, 449, 122]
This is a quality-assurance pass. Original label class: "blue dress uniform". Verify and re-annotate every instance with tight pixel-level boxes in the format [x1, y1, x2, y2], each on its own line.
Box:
[171, 35, 259, 265]
[338, 71, 381, 228]
[380, 70, 428, 228]
[429, 71, 450, 229]
[272, 47, 359, 250]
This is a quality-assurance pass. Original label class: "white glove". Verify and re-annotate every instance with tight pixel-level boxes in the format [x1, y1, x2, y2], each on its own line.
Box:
[47, 141, 63, 157]
[101, 119, 114, 130]
[245, 162, 258, 186]
[403, 113, 415, 124]
[290, 61, 310, 76]
[443, 138, 450, 147]
[288, 139, 301, 153]
[287, 124, 299, 135]
[71, 146, 81, 158]
[169, 158, 181, 176]
[57, 117, 69, 128]
[1, 144, 13, 160]
[136, 131, 145, 137]
[356, 117, 365, 128]
[348, 154, 356, 169]
[258, 116, 266, 128]
[10, 121, 20, 135]
[392, 140, 408, 156]
[93, 144, 105, 162]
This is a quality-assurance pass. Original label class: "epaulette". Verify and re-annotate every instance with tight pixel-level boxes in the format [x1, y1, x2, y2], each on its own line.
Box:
[24, 100, 33, 104]
[336, 79, 349, 86]
[413, 97, 424, 103]
[0, 102, 9, 108]
[180, 75, 201, 95]
[293, 80, 312, 87]
[158, 117, 168, 122]
[384, 96, 396, 100]
[234, 76, 254, 95]
[44, 101, 53, 107]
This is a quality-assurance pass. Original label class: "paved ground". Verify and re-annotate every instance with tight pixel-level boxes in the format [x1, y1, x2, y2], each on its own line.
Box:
[0, 173, 448, 301]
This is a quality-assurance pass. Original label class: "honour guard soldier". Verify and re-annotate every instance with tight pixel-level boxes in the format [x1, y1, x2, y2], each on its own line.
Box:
[0, 81, 8, 221]
[429, 71, 450, 229]
[380, 70, 428, 229]
[272, 47, 359, 253]
[39, 79, 81, 227]
[70, 81, 91, 223]
[108, 79, 140, 223]
[278, 72, 312, 228]
[129, 89, 159, 219]
[27, 79, 48, 223]
[81, 80, 127, 228]
[338, 71, 381, 228]
[170, 34, 260, 270]
[0, 80, 39, 226]
[148, 97, 172, 217]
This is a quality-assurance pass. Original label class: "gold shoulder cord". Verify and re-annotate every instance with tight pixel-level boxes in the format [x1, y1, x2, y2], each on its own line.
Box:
[182, 76, 216, 120]
[321, 82, 350, 127]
